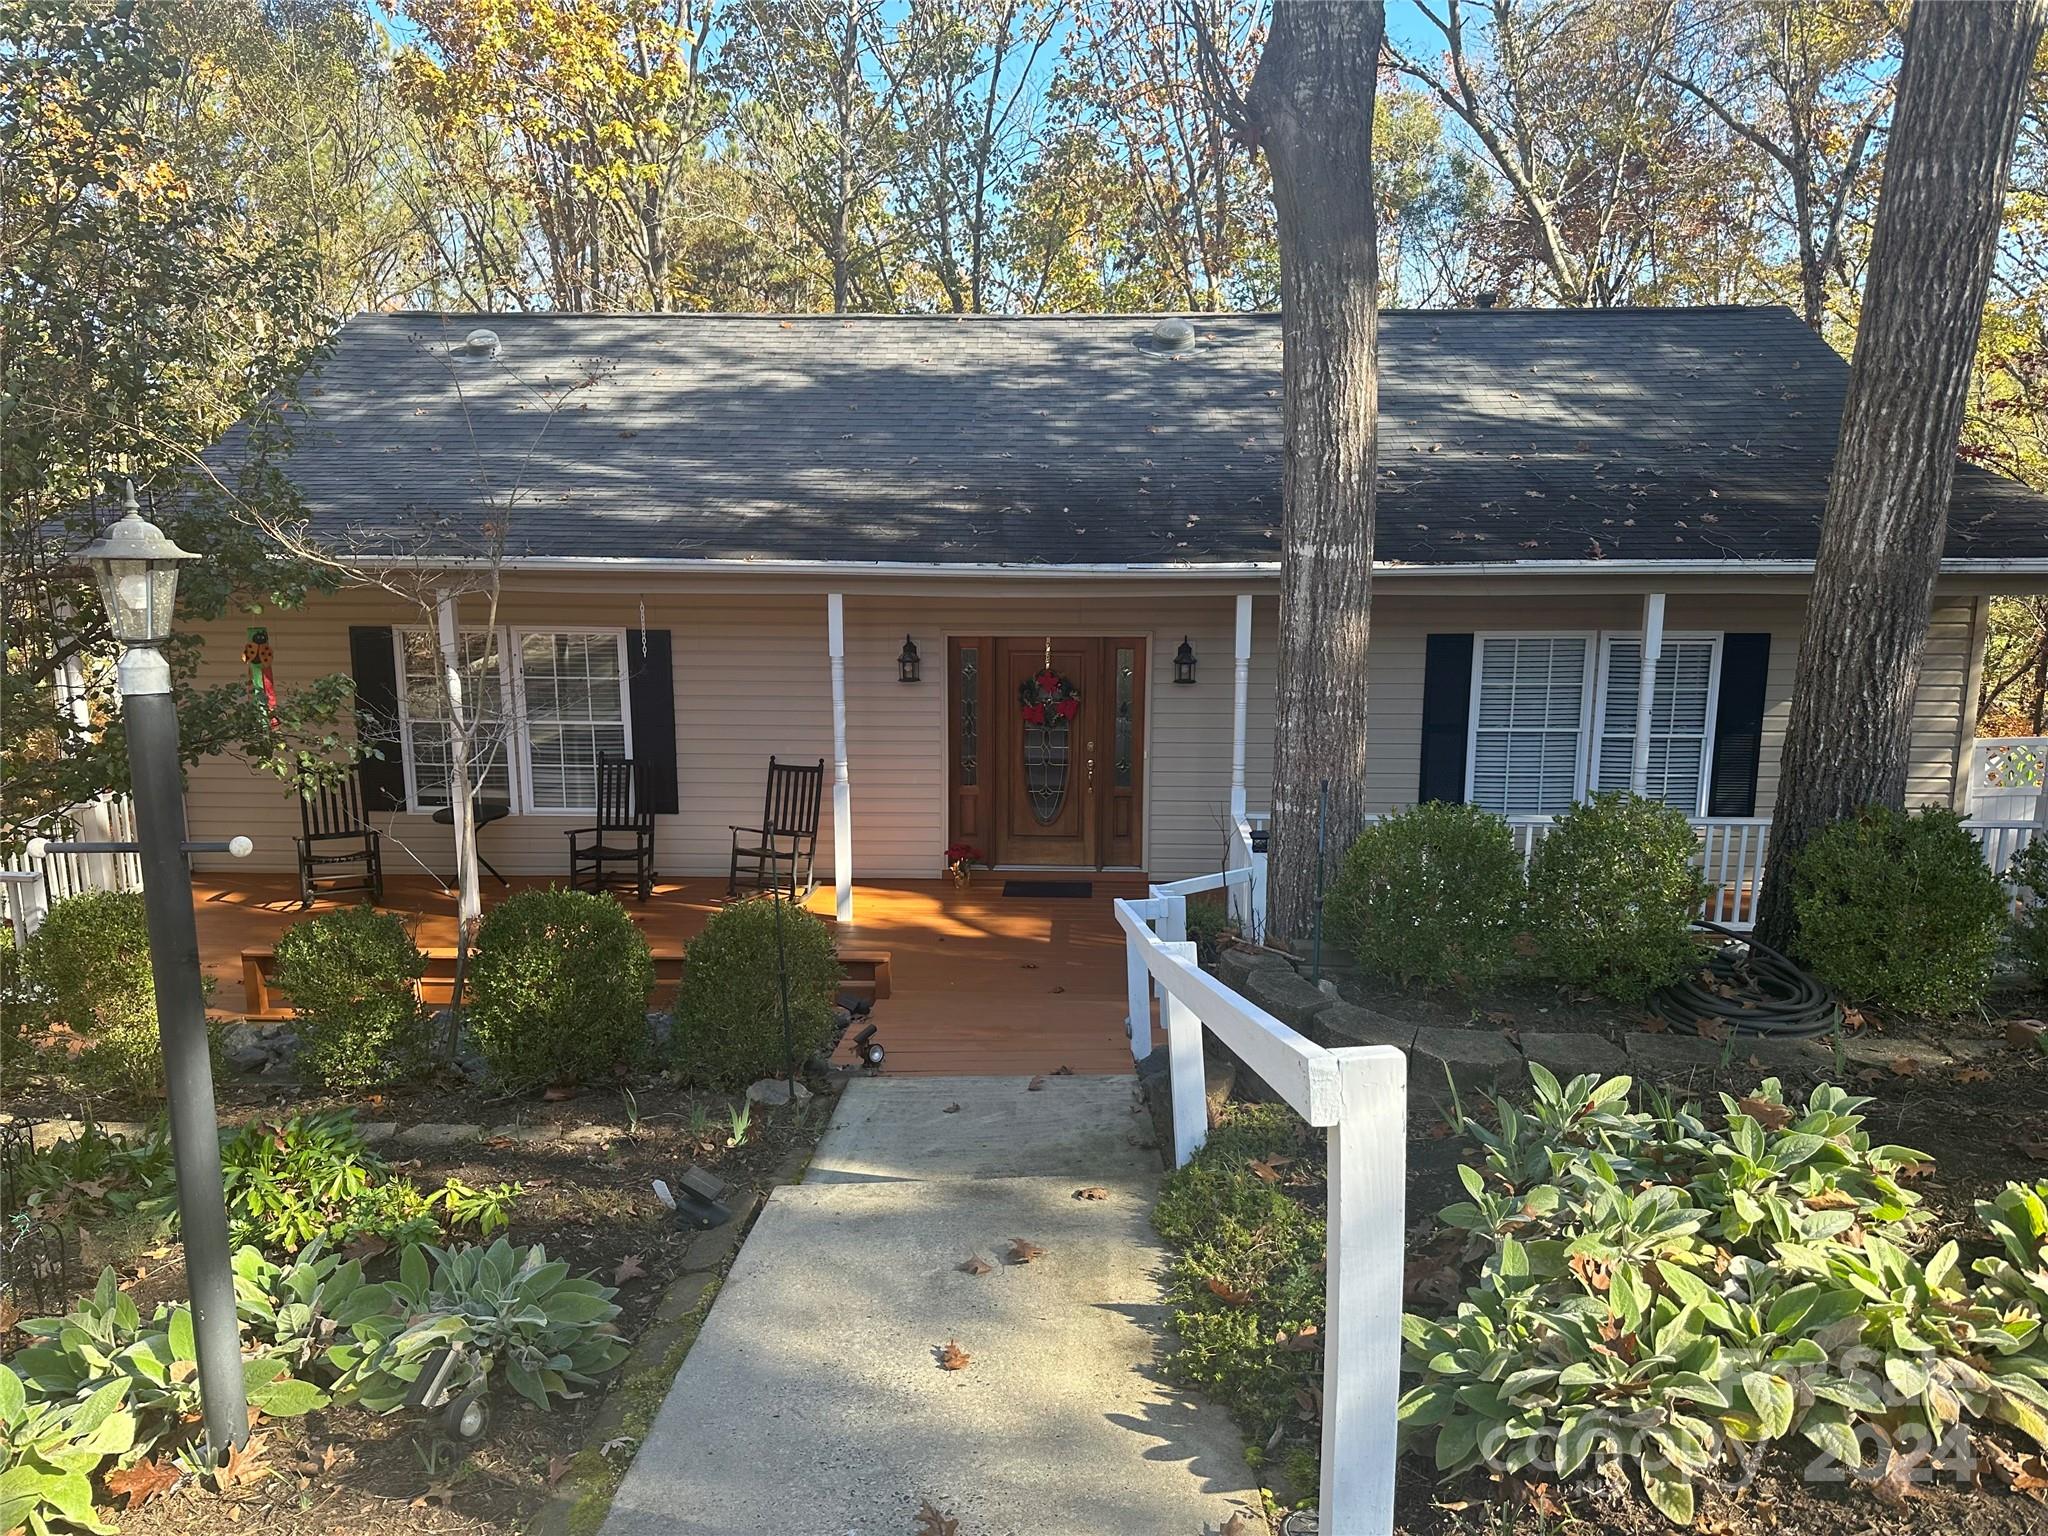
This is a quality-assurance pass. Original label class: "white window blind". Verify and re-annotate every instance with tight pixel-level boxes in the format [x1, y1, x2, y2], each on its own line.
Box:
[396, 629, 513, 808]
[1469, 636, 1590, 816]
[517, 631, 629, 812]
[1595, 636, 1719, 813]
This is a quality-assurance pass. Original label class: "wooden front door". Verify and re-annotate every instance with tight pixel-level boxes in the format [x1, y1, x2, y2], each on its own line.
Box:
[948, 636, 1146, 870]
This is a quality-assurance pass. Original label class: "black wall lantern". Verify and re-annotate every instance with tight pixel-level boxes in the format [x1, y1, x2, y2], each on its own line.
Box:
[1173, 636, 1198, 685]
[897, 635, 921, 683]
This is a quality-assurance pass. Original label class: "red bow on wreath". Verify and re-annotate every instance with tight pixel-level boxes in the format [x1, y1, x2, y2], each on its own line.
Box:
[1019, 668, 1081, 726]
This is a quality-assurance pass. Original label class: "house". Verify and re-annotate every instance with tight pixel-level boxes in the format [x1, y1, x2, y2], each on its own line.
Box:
[175, 306, 2048, 920]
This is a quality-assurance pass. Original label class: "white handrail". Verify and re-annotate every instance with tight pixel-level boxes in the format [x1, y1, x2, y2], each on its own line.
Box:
[1116, 895, 1405, 1534]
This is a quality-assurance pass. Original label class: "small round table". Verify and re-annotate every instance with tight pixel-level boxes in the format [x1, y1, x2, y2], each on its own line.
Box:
[432, 800, 511, 886]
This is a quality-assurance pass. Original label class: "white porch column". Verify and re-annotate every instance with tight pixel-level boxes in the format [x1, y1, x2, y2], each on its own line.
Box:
[828, 592, 853, 923]
[436, 588, 481, 930]
[1629, 592, 1668, 797]
[57, 654, 116, 890]
[1230, 594, 1253, 823]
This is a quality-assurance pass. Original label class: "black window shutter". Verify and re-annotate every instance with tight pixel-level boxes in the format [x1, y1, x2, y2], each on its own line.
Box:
[347, 626, 408, 811]
[1418, 633, 1475, 803]
[1707, 633, 1771, 817]
[627, 629, 678, 814]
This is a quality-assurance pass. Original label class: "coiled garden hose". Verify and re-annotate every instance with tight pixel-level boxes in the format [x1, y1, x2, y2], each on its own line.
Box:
[1647, 922, 1843, 1039]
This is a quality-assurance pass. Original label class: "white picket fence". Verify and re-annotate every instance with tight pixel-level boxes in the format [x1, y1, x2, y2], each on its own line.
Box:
[1, 796, 143, 944]
[1116, 888, 1405, 1534]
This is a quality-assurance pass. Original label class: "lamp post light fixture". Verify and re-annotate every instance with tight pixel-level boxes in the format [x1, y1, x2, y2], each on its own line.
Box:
[897, 635, 921, 684]
[73, 483, 251, 1458]
[1173, 636, 1198, 685]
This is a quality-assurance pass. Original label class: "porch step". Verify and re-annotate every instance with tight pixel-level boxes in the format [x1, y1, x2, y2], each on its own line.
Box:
[237, 942, 890, 1018]
[836, 946, 892, 1002]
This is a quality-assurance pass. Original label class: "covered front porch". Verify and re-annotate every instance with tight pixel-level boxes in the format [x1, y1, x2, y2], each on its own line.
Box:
[191, 871, 1154, 1077]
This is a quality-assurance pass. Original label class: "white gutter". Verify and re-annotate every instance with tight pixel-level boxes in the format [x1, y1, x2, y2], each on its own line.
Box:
[374, 554, 2048, 578]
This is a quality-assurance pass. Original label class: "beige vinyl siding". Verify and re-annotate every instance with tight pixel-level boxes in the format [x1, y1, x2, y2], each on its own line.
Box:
[182, 585, 1276, 882]
[179, 582, 1979, 882]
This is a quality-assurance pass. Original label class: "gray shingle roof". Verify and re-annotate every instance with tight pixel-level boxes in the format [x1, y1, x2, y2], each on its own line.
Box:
[258, 306, 2048, 568]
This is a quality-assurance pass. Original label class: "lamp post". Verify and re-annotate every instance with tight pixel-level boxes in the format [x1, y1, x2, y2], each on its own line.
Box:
[74, 484, 250, 1457]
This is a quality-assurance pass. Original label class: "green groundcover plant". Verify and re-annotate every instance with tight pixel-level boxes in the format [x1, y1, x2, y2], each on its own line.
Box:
[6, 1113, 516, 1260]
[1156, 1069, 2048, 1527]
[1, 1238, 624, 1535]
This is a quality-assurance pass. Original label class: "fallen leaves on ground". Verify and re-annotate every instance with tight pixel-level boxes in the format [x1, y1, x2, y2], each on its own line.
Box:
[613, 1254, 647, 1285]
[1026, 1075, 1046, 1091]
[546, 1456, 574, 1487]
[215, 1434, 270, 1492]
[1692, 1018, 1729, 1043]
[106, 1458, 179, 1510]
[1981, 1437, 2048, 1497]
[1888, 1056, 1922, 1077]
[2008, 1018, 2047, 1050]
[958, 1255, 993, 1275]
[1277, 1323, 1319, 1352]
[1052, 1065, 1073, 1076]
[542, 1084, 579, 1102]
[2016, 1137, 2048, 1162]
[915, 1501, 960, 1536]
[1220, 1514, 1253, 1536]
[1247, 1155, 1291, 1183]
[1568, 1251, 1614, 1294]
[1957, 1065, 1993, 1084]
[341, 1232, 389, 1264]
[1073, 1186, 1109, 1201]
[1735, 1096, 1793, 1131]
[411, 1481, 455, 1508]
[942, 1103, 962, 1114]
[1205, 1276, 1254, 1305]
[1006, 1238, 1045, 1264]
[935, 1341, 971, 1371]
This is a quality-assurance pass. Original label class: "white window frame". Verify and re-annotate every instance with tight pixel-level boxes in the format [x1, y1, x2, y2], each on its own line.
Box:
[1591, 631, 1724, 818]
[392, 625, 635, 817]
[506, 627, 635, 816]
[393, 626, 517, 815]
[1464, 632, 1597, 817]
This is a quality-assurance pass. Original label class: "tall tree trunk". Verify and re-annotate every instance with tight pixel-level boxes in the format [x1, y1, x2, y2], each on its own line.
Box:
[1243, 0, 1383, 943]
[1754, 0, 2045, 950]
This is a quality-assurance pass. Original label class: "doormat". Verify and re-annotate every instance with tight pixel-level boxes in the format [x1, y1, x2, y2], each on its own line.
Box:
[1001, 880, 1093, 899]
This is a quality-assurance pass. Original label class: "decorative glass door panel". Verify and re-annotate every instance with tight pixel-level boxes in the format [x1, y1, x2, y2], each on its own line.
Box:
[948, 636, 1146, 871]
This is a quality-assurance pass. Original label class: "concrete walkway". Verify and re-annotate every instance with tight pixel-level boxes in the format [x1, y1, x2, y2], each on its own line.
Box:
[602, 1076, 1264, 1536]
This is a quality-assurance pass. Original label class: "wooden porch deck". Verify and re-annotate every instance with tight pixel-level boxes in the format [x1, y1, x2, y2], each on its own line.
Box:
[191, 872, 1154, 1078]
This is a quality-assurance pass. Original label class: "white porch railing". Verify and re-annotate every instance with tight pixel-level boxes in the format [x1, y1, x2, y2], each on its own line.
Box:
[1116, 894, 1405, 1534]
[1, 795, 144, 944]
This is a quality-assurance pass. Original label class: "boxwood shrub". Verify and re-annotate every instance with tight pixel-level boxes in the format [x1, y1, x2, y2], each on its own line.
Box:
[1791, 804, 2007, 1016]
[18, 889, 167, 1097]
[1525, 792, 1706, 1003]
[466, 888, 654, 1092]
[2009, 835, 2048, 986]
[671, 896, 840, 1088]
[272, 905, 429, 1088]
[1325, 802, 1526, 991]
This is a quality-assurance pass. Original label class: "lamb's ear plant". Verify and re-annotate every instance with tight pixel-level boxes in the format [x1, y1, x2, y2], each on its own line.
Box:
[1388, 1073, 2048, 1527]
[329, 1239, 627, 1414]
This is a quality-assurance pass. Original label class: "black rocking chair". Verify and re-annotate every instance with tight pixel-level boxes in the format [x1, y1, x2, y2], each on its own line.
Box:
[295, 772, 383, 908]
[566, 755, 656, 902]
[728, 757, 824, 898]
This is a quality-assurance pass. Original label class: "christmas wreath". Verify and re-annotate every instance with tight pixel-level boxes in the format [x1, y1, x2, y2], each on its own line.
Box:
[1018, 668, 1081, 727]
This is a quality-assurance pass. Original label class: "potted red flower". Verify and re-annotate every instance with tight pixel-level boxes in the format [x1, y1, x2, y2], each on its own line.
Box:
[944, 842, 985, 888]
